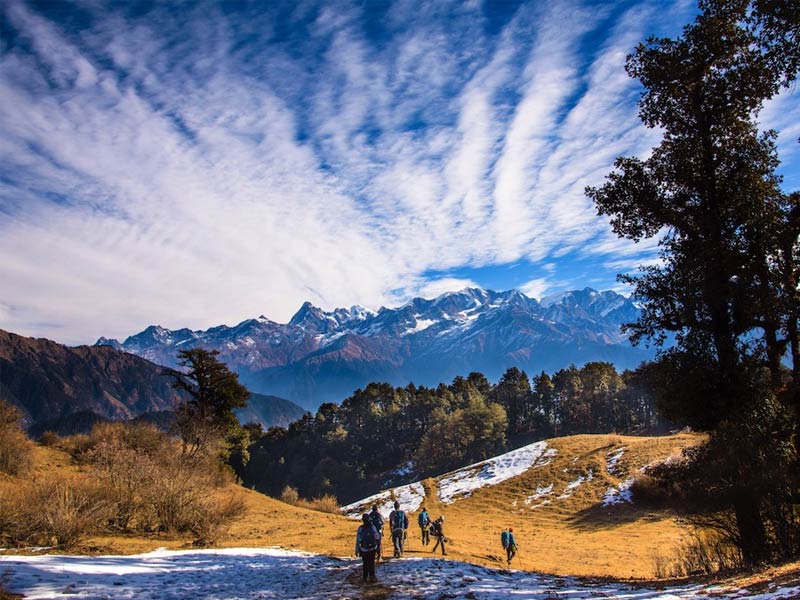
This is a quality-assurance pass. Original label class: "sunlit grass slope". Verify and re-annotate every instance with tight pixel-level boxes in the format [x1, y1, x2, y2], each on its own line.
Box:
[1, 432, 727, 579]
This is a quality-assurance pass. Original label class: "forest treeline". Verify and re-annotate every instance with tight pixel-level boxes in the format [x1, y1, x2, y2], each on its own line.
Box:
[241, 362, 670, 503]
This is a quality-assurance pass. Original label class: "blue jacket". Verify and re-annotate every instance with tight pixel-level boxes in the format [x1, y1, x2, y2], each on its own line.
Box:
[502, 530, 517, 548]
[501, 530, 510, 548]
[389, 509, 409, 532]
[418, 510, 429, 527]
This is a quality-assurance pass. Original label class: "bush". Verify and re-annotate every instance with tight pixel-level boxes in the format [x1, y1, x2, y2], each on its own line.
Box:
[278, 485, 339, 513]
[649, 527, 743, 578]
[1, 475, 111, 549]
[296, 494, 340, 514]
[280, 485, 300, 505]
[1, 420, 246, 546]
[0, 401, 34, 476]
[0, 487, 25, 546]
[39, 431, 61, 447]
[188, 493, 247, 546]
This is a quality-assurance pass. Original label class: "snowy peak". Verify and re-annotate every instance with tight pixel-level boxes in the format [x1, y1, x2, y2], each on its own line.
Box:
[99, 286, 649, 408]
[95, 336, 122, 350]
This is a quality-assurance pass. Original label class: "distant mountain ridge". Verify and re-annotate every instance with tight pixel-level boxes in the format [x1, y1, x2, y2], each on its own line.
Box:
[0, 329, 306, 435]
[97, 287, 652, 409]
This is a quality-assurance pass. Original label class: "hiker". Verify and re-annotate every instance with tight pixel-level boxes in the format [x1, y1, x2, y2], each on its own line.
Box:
[418, 506, 431, 546]
[369, 504, 385, 560]
[501, 527, 518, 564]
[388, 501, 409, 558]
[355, 513, 380, 583]
[431, 516, 446, 555]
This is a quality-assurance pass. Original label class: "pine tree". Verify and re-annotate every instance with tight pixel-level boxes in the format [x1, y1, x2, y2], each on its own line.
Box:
[167, 348, 250, 461]
[586, 0, 799, 563]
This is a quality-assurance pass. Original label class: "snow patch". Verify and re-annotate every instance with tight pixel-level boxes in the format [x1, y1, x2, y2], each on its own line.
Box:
[438, 441, 556, 504]
[557, 470, 593, 499]
[340, 482, 425, 518]
[606, 447, 625, 476]
[523, 484, 554, 505]
[603, 478, 635, 505]
[402, 316, 438, 336]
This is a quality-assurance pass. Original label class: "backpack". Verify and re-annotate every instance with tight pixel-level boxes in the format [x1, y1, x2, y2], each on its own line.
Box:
[369, 511, 383, 531]
[359, 525, 378, 552]
[418, 511, 429, 527]
[431, 520, 442, 537]
[390, 509, 407, 531]
[501, 530, 510, 549]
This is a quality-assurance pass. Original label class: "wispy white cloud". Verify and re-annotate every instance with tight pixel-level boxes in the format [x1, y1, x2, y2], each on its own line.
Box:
[519, 277, 552, 300]
[414, 278, 481, 300]
[0, 0, 794, 344]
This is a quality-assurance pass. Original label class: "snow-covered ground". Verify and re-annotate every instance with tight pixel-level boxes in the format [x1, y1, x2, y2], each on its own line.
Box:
[2, 548, 798, 600]
[437, 441, 556, 504]
[340, 481, 425, 518]
[603, 478, 635, 506]
[341, 441, 557, 518]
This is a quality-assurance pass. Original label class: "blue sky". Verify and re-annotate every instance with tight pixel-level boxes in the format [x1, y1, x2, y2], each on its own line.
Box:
[1, 0, 798, 345]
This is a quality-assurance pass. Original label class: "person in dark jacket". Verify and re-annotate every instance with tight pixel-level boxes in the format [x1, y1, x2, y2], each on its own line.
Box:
[431, 516, 447, 555]
[369, 504, 385, 560]
[388, 501, 409, 558]
[355, 513, 380, 582]
[418, 506, 431, 546]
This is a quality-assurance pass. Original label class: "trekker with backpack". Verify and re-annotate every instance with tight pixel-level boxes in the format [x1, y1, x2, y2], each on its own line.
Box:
[355, 513, 380, 583]
[431, 516, 447, 555]
[501, 527, 518, 564]
[388, 501, 409, 558]
[418, 506, 431, 546]
[369, 504, 385, 561]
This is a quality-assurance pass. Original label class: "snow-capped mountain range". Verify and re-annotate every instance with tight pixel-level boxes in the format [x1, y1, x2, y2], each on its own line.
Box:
[97, 287, 651, 409]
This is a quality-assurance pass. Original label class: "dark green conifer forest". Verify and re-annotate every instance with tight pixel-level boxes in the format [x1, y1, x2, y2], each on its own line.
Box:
[241, 362, 668, 504]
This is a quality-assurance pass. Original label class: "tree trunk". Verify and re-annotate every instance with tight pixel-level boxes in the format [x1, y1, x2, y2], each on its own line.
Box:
[733, 490, 768, 565]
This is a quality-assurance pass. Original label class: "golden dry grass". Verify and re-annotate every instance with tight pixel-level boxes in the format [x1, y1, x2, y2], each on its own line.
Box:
[6, 431, 798, 585]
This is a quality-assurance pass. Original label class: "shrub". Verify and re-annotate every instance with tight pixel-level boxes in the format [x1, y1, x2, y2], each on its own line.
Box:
[0, 487, 26, 546]
[0, 401, 34, 476]
[38, 431, 61, 447]
[278, 486, 339, 514]
[650, 528, 743, 578]
[2, 475, 112, 549]
[679, 529, 742, 576]
[188, 493, 247, 546]
[280, 485, 300, 505]
[296, 494, 340, 514]
[57, 433, 93, 463]
[89, 440, 157, 530]
[142, 451, 235, 535]
[34, 476, 112, 549]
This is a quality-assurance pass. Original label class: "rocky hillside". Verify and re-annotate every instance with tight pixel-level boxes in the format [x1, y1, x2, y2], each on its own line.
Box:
[98, 287, 652, 409]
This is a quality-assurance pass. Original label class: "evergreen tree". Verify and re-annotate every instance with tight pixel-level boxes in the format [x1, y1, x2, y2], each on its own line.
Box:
[491, 367, 532, 435]
[167, 348, 250, 461]
[586, 0, 800, 563]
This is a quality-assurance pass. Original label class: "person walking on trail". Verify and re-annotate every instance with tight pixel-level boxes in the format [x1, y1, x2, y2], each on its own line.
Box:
[369, 504, 385, 561]
[431, 516, 447, 555]
[356, 513, 380, 583]
[501, 527, 518, 564]
[418, 506, 431, 546]
[388, 501, 409, 558]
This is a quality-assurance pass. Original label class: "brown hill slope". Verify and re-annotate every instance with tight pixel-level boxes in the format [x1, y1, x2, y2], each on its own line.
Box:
[0, 329, 183, 425]
[2, 432, 713, 580]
